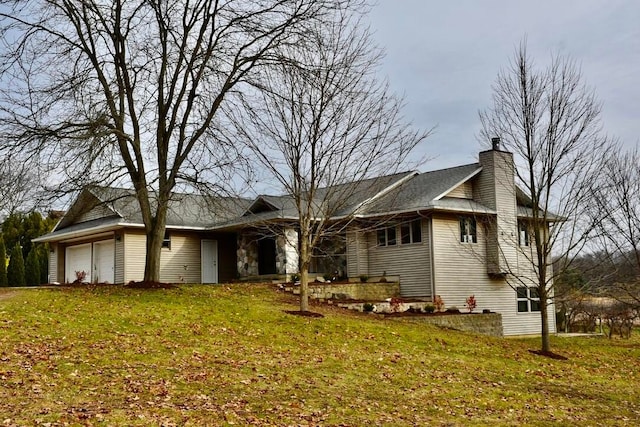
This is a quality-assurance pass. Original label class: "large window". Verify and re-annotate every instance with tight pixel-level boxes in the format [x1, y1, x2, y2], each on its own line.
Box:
[516, 287, 540, 312]
[378, 220, 422, 246]
[459, 217, 477, 243]
[518, 221, 530, 247]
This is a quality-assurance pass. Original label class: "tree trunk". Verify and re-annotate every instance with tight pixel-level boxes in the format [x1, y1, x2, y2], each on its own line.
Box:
[540, 289, 551, 352]
[144, 226, 164, 283]
[299, 266, 309, 312]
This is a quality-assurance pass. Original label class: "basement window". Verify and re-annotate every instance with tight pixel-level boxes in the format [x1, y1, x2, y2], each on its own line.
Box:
[162, 231, 171, 249]
[516, 287, 540, 313]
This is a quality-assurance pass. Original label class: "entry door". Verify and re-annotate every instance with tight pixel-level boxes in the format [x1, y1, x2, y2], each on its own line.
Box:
[93, 240, 115, 284]
[201, 240, 218, 283]
[258, 238, 277, 275]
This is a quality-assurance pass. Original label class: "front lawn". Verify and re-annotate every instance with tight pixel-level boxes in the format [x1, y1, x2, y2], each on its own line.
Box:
[0, 284, 638, 425]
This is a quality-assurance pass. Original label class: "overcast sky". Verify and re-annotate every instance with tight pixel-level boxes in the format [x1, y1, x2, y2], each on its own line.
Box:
[366, 0, 640, 171]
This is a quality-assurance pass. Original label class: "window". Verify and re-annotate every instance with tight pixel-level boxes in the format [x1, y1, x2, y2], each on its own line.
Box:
[401, 220, 422, 244]
[517, 287, 540, 312]
[162, 231, 171, 249]
[379, 220, 422, 247]
[459, 217, 477, 243]
[518, 221, 530, 247]
[377, 227, 396, 246]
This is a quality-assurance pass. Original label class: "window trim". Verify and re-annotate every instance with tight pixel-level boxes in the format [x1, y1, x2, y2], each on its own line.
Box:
[377, 219, 422, 247]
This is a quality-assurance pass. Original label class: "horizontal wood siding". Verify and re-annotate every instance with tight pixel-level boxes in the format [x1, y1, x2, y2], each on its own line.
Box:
[367, 219, 431, 298]
[446, 181, 473, 198]
[346, 229, 369, 277]
[49, 244, 58, 284]
[115, 236, 125, 284]
[159, 231, 202, 283]
[76, 204, 115, 223]
[432, 213, 552, 336]
[123, 231, 146, 282]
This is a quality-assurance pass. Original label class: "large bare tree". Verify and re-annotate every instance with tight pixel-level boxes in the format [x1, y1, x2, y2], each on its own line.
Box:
[0, 0, 351, 282]
[479, 41, 608, 352]
[227, 7, 428, 311]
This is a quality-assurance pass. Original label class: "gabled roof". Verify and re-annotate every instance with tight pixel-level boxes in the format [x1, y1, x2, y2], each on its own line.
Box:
[356, 163, 484, 216]
[34, 186, 252, 242]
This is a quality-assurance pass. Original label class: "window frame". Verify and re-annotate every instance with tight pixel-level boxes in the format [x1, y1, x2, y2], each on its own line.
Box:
[162, 230, 171, 249]
[459, 216, 477, 244]
[516, 286, 541, 313]
[377, 219, 422, 247]
[518, 220, 530, 247]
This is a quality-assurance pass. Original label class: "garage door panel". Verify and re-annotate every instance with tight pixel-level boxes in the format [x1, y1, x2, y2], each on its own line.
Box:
[65, 243, 92, 283]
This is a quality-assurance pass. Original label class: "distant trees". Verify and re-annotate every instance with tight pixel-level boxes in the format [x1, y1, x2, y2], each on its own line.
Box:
[480, 41, 608, 352]
[7, 244, 25, 287]
[0, 236, 7, 287]
[0, 212, 55, 286]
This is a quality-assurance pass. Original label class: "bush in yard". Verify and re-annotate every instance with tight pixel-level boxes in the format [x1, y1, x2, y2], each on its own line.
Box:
[434, 295, 445, 312]
[424, 303, 435, 313]
[39, 245, 49, 284]
[7, 243, 25, 287]
[363, 303, 375, 312]
[465, 295, 477, 313]
[0, 236, 7, 287]
[25, 248, 40, 286]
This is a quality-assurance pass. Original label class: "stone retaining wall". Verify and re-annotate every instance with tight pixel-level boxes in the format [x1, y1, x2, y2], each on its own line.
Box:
[404, 313, 503, 337]
[308, 282, 400, 300]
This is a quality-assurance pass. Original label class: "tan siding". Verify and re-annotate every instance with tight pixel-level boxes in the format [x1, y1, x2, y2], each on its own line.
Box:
[123, 231, 146, 282]
[346, 229, 369, 277]
[49, 243, 58, 284]
[432, 213, 552, 336]
[75, 204, 116, 223]
[159, 232, 201, 283]
[115, 235, 125, 284]
[445, 181, 473, 198]
[367, 220, 431, 298]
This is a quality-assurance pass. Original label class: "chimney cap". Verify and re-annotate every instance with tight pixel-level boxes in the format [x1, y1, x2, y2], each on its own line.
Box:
[491, 137, 501, 150]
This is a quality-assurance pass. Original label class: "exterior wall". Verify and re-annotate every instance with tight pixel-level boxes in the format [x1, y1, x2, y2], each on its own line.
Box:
[346, 229, 369, 277]
[367, 219, 432, 298]
[446, 181, 473, 199]
[431, 213, 554, 336]
[404, 313, 504, 337]
[123, 229, 203, 283]
[49, 243, 58, 284]
[115, 234, 125, 284]
[308, 282, 400, 300]
[237, 233, 259, 277]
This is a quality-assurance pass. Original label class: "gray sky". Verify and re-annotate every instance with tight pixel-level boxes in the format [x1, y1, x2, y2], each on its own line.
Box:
[367, 0, 640, 170]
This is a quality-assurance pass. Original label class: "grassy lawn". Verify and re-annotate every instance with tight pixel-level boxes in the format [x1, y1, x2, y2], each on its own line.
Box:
[0, 284, 638, 426]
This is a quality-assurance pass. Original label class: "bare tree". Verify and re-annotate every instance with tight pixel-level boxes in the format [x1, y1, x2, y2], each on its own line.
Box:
[479, 41, 608, 352]
[593, 145, 640, 309]
[0, 160, 41, 219]
[0, 0, 352, 283]
[227, 7, 428, 311]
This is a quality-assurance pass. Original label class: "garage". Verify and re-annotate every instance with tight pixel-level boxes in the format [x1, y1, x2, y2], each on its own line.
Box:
[65, 243, 92, 283]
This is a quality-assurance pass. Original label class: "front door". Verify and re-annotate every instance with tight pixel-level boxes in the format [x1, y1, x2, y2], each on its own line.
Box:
[258, 237, 277, 275]
[201, 240, 218, 283]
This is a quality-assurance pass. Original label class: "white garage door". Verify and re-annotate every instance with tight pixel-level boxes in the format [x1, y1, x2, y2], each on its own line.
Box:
[65, 243, 92, 283]
[93, 240, 115, 284]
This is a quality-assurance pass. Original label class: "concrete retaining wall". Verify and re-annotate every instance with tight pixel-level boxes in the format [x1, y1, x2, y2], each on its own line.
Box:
[404, 313, 503, 337]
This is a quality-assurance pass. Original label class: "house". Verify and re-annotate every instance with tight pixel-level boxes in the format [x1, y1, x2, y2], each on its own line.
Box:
[34, 142, 557, 336]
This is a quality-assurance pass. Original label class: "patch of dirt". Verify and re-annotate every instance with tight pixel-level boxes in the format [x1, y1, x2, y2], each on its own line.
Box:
[124, 281, 177, 289]
[0, 291, 17, 301]
[528, 349, 569, 360]
[283, 310, 324, 318]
